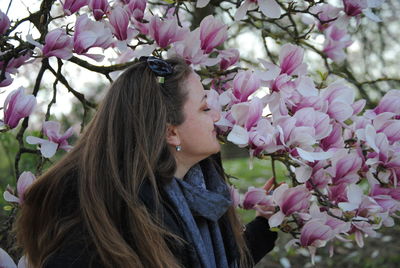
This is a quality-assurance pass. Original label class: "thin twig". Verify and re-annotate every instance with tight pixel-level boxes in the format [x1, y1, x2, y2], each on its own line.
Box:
[46, 65, 97, 109]
[14, 59, 49, 179]
[44, 59, 62, 121]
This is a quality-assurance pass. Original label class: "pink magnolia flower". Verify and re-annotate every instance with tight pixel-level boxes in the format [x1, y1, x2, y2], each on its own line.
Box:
[343, 0, 384, 21]
[352, 116, 371, 136]
[305, 161, 331, 189]
[109, 6, 130, 41]
[229, 185, 240, 208]
[299, 203, 350, 262]
[227, 98, 264, 147]
[360, 124, 389, 154]
[0, 10, 11, 35]
[89, 0, 110, 21]
[148, 15, 188, 48]
[370, 185, 400, 214]
[294, 164, 313, 184]
[276, 116, 317, 148]
[279, 44, 307, 76]
[115, 43, 156, 64]
[328, 150, 362, 185]
[323, 25, 353, 63]
[343, 0, 368, 16]
[0, 248, 27, 267]
[196, 0, 210, 8]
[371, 184, 400, 201]
[338, 184, 365, 211]
[352, 99, 366, 116]
[249, 118, 279, 154]
[42, 29, 73, 60]
[206, 88, 225, 113]
[0, 51, 31, 86]
[322, 79, 355, 122]
[3, 87, 36, 129]
[300, 220, 334, 248]
[302, 203, 350, 239]
[127, 0, 147, 21]
[309, 4, 341, 31]
[360, 126, 400, 180]
[371, 90, 400, 116]
[0, 72, 12, 87]
[219, 48, 239, 70]
[3, 171, 36, 204]
[242, 186, 273, 209]
[199, 15, 227, 53]
[235, 0, 281, 21]
[171, 30, 219, 66]
[19, 256, 28, 268]
[295, 147, 334, 163]
[351, 221, 378, 247]
[274, 116, 296, 146]
[232, 70, 260, 102]
[294, 76, 319, 98]
[324, 213, 351, 235]
[293, 107, 332, 140]
[328, 183, 348, 204]
[0, 51, 29, 88]
[255, 59, 281, 88]
[1, 51, 32, 75]
[73, 14, 114, 55]
[226, 124, 249, 148]
[210, 73, 236, 94]
[63, 0, 89, 16]
[320, 122, 345, 150]
[376, 119, 400, 144]
[371, 194, 399, 214]
[0, 247, 17, 267]
[26, 121, 74, 158]
[131, 18, 148, 35]
[268, 184, 311, 227]
[231, 97, 264, 130]
[269, 74, 294, 94]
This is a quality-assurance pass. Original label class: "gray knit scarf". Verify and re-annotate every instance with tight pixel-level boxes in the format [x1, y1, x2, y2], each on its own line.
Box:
[163, 161, 234, 268]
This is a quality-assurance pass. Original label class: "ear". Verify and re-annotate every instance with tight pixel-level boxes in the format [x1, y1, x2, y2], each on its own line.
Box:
[166, 124, 180, 147]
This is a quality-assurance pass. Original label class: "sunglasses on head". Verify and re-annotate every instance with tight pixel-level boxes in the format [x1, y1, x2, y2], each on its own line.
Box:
[139, 56, 174, 78]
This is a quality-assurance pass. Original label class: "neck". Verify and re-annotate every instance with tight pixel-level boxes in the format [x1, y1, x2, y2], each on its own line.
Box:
[173, 152, 200, 179]
[174, 163, 191, 179]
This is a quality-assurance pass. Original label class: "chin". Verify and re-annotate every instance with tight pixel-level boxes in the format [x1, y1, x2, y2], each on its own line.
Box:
[211, 143, 221, 154]
[201, 147, 221, 161]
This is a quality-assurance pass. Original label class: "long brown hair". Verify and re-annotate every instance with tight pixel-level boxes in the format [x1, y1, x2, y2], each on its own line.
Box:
[16, 57, 251, 267]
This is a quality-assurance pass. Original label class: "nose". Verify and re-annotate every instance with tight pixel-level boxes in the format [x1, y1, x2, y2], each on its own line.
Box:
[212, 109, 221, 122]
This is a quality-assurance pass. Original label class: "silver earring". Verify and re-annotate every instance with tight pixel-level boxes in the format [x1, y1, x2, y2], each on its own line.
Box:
[175, 145, 182, 152]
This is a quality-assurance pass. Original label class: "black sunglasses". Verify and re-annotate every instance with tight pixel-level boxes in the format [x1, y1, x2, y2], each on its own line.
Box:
[139, 56, 174, 78]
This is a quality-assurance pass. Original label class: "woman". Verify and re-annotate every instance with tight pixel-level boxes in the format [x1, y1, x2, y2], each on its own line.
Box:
[16, 57, 277, 267]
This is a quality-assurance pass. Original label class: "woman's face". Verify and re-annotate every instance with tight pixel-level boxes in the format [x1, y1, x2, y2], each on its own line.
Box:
[174, 72, 221, 162]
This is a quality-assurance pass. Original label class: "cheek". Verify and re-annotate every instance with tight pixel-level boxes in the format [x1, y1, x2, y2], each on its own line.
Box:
[178, 118, 199, 141]
[180, 116, 214, 140]
[186, 119, 209, 136]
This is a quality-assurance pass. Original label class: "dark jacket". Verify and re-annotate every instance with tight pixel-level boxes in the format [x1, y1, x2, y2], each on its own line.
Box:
[44, 158, 277, 267]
